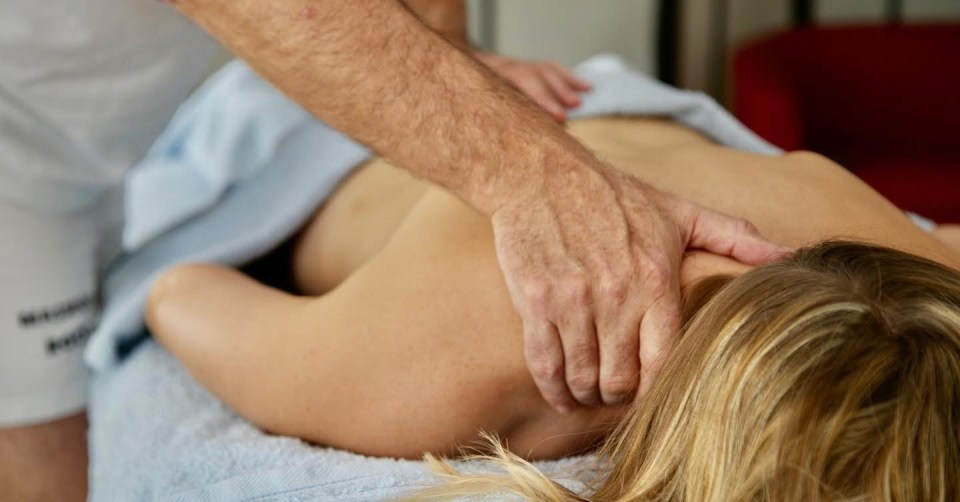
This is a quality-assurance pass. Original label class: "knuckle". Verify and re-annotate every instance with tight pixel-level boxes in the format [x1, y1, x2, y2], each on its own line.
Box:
[561, 276, 590, 306]
[522, 280, 553, 310]
[601, 374, 638, 398]
[530, 359, 564, 381]
[567, 371, 598, 392]
[599, 274, 629, 304]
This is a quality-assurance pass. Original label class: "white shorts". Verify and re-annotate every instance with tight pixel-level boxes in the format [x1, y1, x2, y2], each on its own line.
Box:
[0, 193, 121, 426]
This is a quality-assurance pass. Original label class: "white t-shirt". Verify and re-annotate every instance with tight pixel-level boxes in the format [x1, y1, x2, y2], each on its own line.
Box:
[0, 0, 219, 213]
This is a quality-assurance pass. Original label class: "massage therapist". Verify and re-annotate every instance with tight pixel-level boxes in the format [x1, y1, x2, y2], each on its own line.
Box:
[0, 1, 783, 498]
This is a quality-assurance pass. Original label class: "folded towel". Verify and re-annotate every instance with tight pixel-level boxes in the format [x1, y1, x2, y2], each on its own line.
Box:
[87, 55, 779, 501]
[121, 61, 316, 252]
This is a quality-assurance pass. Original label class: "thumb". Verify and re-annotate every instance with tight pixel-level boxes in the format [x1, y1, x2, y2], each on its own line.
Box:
[686, 205, 791, 265]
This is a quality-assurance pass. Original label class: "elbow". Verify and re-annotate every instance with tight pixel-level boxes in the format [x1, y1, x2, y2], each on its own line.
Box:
[145, 263, 220, 343]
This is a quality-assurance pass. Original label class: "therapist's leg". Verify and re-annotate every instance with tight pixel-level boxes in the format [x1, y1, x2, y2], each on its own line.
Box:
[0, 415, 88, 501]
[0, 200, 100, 501]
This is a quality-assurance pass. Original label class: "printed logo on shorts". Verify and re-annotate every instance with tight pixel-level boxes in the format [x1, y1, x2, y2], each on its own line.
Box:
[18, 295, 93, 327]
[15, 294, 95, 356]
[45, 321, 95, 355]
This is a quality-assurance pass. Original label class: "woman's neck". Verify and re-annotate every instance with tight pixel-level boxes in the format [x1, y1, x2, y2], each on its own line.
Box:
[680, 252, 752, 294]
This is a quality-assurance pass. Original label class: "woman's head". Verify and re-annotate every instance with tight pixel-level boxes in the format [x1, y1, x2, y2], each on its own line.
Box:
[422, 241, 960, 501]
[596, 240, 960, 501]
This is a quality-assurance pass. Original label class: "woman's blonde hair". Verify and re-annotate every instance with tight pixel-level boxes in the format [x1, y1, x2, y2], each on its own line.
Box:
[416, 241, 960, 501]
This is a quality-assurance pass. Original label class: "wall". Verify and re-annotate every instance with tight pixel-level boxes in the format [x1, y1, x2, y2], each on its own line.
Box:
[468, 0, 658, 75]
[820, 0, 960, 22]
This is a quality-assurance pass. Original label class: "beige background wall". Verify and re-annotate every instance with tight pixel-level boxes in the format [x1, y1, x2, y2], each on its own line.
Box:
[468, 0, 659, 74]
[467, 0, 959, 102]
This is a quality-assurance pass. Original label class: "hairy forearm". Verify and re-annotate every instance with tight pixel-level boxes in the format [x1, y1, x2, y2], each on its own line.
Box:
[174, 0, 596, 214]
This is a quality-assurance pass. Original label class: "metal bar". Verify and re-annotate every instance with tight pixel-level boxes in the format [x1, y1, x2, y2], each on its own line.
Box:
[793, 0, 814, 26]
[657, 0, 681, 85]
[886, 0, 904, 22]
[710, 0, 730, 98]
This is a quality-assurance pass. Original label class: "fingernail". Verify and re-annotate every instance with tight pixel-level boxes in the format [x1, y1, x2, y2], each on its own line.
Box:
[557, 404, 574, 414]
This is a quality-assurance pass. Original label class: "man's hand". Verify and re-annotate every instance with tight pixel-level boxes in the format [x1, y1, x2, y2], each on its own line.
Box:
[474, 52, 592, 122]
[491, 162, 786, 412]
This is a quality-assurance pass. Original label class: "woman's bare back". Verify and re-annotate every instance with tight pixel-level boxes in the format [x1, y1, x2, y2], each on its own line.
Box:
[146, 117, 959, 461]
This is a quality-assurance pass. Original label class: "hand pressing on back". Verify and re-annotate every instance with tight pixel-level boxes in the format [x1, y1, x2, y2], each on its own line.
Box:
[492, 161, 788, 412]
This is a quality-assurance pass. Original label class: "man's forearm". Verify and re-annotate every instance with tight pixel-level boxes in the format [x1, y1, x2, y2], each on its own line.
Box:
[174, 0, 594, 214]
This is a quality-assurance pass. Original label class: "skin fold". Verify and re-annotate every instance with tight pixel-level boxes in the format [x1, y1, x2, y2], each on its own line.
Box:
[147, 117, 960, 460]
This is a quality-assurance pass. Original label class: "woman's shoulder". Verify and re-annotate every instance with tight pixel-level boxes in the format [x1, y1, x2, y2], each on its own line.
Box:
[599, 140, 955, 268]
[774, 151, 958, 268]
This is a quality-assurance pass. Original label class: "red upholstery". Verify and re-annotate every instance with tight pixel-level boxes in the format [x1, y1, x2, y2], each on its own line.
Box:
[732, 24, 960, 223]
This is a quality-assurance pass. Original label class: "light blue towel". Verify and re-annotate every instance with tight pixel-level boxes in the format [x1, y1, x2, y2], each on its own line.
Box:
[121, 62, 316, 252]
[87, 55, 779, 501]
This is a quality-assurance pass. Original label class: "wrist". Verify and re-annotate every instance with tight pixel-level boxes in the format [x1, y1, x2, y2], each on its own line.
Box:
[485, 137, 608, 216]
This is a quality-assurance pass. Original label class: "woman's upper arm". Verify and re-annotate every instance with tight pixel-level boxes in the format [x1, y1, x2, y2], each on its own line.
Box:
[147, 263, 312, 414]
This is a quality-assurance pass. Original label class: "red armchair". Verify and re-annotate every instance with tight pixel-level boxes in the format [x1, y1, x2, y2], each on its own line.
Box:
[733, 23, 960, 223]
